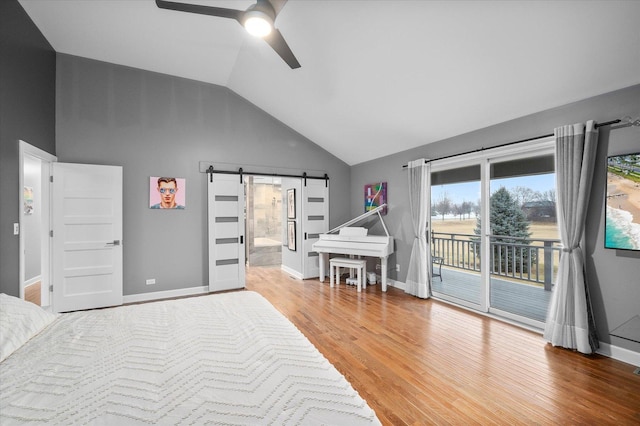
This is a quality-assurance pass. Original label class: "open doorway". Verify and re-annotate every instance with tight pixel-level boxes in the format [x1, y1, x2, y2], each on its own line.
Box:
[243, 174, 329, 278]
[245, 176, 283, 268]
[19, 140, 57, 308]
[207, 169, 328, 291]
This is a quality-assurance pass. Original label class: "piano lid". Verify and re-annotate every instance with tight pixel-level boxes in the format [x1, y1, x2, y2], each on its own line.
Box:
[327, 204, 390, 237]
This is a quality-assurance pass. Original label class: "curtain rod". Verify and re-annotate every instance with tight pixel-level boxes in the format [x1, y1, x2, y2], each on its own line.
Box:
[402, 118, 622, 168]
[205, 165, 329, 186]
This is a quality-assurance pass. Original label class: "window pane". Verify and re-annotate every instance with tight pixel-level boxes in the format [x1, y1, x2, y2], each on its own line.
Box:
[431, 166, 482, 306]
[488, 157, 558, 322]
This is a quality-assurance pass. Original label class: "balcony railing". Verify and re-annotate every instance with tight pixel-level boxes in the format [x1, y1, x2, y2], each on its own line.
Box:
[431, 232, 561, 290]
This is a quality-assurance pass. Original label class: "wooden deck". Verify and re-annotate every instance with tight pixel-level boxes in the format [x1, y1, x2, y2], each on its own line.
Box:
[432, 267, 551, 322]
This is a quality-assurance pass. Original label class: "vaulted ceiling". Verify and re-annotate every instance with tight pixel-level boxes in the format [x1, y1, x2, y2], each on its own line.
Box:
[19, 0, 640, 165]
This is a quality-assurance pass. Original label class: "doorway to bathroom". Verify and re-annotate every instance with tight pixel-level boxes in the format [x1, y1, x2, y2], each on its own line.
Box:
[245, 176, 283, 268]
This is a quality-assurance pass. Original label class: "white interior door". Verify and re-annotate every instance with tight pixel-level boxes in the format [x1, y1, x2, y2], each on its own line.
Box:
[208, 173, 245, 292]
[302, 179, 329, 279]
[52, 163, 123, 313]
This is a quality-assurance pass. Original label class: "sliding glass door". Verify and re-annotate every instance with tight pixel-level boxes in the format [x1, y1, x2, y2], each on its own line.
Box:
[428, 138, 558, 328]
[488, 155, 558, 324]
[430, 163, 484, 309]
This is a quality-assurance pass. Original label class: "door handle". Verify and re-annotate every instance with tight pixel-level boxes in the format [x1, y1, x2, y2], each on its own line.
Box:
[106, 240, 121, 246]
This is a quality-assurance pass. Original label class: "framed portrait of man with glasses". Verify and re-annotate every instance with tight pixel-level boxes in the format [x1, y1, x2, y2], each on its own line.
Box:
[149, 176, 186, 209]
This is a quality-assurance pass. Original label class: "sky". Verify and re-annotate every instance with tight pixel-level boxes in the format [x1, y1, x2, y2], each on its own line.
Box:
[431, 173, 555, 206]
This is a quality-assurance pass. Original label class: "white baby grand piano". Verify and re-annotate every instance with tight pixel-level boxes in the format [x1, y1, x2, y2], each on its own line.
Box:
[312, 204, 394, 291]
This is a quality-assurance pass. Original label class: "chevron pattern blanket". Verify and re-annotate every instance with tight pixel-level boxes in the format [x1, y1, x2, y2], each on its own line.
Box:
[0, 291, 380, 425]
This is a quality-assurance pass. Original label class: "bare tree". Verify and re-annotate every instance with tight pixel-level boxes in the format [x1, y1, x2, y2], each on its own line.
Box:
[461, 200, 474, 219]
[434, 192, 452, 220]
[453, 203, 464, 220]
[509, 186, 538, 208]
[536, 189, 556, 203]
[473, 199, 481, 217]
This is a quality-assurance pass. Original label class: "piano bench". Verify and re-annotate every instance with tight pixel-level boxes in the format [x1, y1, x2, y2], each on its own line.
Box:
[330, 257, 367, 292]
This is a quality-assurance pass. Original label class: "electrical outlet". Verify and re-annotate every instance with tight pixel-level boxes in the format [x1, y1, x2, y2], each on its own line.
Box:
[396, 264, 400, 272]
[376, 264, 381, 270]
[146, 278, 156, 285]
[13, 223, 19, 235]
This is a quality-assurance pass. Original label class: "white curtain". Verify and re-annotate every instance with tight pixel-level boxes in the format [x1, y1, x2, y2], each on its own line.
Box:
[544, 121, 599, 354]
[405, 159, 429, 298]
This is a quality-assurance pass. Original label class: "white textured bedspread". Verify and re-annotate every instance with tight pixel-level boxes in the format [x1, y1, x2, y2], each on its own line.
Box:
[1, 291, 380, 425]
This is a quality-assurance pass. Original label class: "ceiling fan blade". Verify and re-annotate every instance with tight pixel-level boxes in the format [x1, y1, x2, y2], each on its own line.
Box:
[264, 28, 301, 69]
[155, 0, 243, 22]
[157, 0, 300, 69]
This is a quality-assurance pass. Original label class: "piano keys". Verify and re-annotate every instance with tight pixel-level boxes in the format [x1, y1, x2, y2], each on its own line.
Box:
[312, 204, 394, 291]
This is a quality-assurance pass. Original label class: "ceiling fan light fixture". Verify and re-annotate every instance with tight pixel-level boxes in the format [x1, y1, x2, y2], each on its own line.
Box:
[156, 0, 300, 68]
[243, 10, 273, 37]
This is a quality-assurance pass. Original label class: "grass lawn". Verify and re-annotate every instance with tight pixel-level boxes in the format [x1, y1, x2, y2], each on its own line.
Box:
[431, 218, 559, 242]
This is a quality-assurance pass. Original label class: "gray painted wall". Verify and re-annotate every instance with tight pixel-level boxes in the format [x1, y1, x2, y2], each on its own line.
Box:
[55, 54, 351, 296]
[587, 121, 640, 353]
[3, 0, 637, 356]
[351, 84, 640, 353]
[0, 0, 56, 297]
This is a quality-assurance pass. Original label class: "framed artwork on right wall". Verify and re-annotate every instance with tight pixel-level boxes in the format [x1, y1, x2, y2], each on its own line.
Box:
[364, 181, 387, 215]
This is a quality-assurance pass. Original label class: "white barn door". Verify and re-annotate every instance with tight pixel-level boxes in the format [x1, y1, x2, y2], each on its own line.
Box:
[208, 173, 245, 292]
[52, 163, 123, 313]
[302, 179, 329, 279]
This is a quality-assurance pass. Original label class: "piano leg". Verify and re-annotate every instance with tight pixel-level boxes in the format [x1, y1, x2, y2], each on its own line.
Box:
[381, 256, 388, 292]
[319, 253, 327, 282]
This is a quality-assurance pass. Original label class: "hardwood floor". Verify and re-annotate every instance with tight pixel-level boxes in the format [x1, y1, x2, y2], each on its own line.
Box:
[24, 281, 41, 306]
[246, 266, 640, 425]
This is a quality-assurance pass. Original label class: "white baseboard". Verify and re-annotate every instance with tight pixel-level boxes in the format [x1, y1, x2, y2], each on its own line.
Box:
[123, 286, 209, 304]
[281, 265, 303, 280]
[386, 278, 405, 291]
[24, 275, 42, 287]
[597, 342, 640, 367]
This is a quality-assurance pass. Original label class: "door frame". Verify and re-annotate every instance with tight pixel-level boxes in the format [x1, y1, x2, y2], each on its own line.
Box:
[429, 154, 487, 312]
[19, 140, 57, 304]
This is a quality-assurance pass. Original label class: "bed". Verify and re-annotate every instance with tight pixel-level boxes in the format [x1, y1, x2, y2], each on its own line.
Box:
[0, 291, 380, 425]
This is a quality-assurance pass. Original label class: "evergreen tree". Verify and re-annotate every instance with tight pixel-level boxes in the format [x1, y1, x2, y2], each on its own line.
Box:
[474, 187, 532, 273]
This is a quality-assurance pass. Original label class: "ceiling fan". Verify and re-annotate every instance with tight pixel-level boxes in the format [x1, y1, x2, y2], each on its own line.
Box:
[155, 0, 301, 69]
